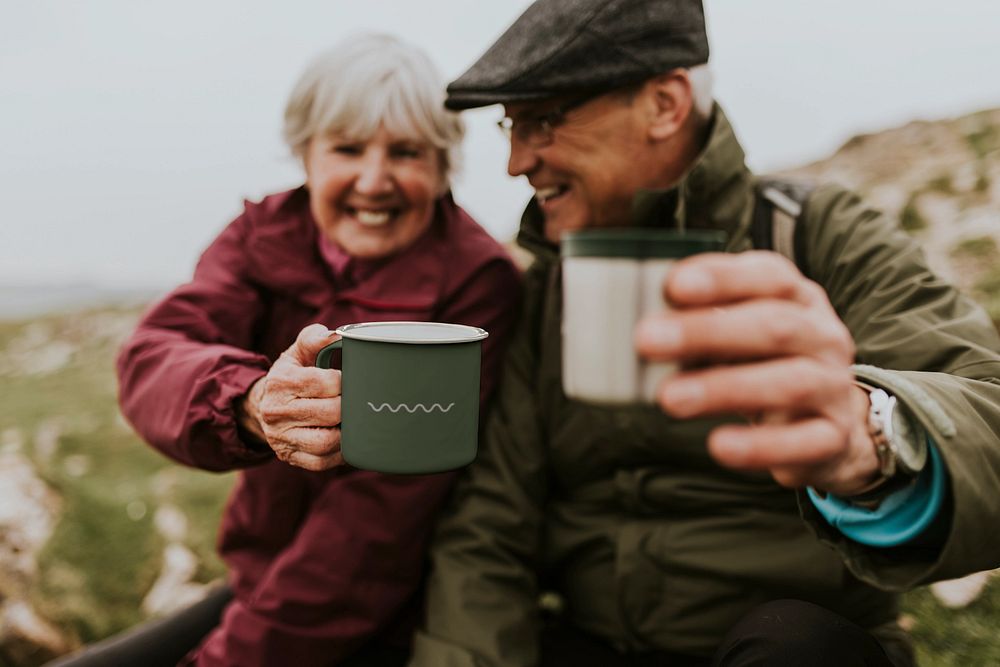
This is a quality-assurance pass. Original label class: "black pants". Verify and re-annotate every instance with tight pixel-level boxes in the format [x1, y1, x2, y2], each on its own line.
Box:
[541, 599, 906, 667]
[42, 585, 407, 667]
[44, 586, 234, 667]
[712, 599, 906, 666]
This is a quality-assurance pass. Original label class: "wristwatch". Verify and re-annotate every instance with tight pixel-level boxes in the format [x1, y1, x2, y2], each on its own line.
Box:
[852, 381, 929, 497]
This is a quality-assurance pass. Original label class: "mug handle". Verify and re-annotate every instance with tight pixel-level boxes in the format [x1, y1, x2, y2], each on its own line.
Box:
[315, 339, 342, 369]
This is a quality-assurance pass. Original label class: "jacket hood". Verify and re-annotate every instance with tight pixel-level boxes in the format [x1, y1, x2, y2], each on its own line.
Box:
[516, 103, 755, 262]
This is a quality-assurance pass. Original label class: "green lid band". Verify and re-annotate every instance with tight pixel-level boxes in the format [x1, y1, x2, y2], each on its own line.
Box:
[561, 229, 727, 259]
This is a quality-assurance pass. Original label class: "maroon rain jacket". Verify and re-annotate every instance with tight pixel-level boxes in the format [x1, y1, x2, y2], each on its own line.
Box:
[116, 188, 520, 666]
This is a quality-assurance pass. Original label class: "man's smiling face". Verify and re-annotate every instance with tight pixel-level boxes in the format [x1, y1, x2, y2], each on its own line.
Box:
[503, 89, 659, 242]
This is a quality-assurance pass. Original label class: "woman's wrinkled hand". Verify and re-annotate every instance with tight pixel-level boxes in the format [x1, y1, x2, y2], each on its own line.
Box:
[238, 323, 345, 471]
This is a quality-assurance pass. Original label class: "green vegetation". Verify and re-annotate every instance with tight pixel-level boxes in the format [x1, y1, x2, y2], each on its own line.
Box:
[0, 309, 233, 648]
[965, 123, 999, 160]
[900, 195, 928, 232]
[906, 582, 1000, 666]
[33, 462, 163, 643]
[949, 237, 1000, 328]
[950, 236, 999, 260]
[974, 170, 991, 194]
[973, 267, 1000, 327]
[926, 174, 955, 195]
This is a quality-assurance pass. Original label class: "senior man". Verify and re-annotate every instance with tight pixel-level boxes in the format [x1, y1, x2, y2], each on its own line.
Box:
[412, 1, 1000, 665]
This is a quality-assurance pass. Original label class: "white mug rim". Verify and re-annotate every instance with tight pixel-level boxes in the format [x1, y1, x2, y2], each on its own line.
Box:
[335, 321, 488, 345]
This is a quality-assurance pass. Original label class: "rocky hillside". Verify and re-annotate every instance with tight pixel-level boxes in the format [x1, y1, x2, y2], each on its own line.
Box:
[783, 107, 1000, 325]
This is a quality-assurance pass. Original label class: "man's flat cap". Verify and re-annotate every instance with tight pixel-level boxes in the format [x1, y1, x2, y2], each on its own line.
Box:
[445, 0, 708, 110]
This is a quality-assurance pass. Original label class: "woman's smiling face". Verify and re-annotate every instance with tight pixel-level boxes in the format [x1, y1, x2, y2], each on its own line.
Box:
[304, 124, 444, 259]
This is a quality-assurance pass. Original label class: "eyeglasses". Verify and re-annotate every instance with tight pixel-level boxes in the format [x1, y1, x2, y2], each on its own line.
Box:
[496, 90, 602, 147]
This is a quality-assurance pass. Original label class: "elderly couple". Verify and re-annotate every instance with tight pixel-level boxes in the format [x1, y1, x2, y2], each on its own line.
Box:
[114, 1, 1000, 666]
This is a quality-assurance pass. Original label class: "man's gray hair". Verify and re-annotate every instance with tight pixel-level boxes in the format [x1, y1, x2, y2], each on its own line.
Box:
[686, 64, 714, 121]
[283, 33, 464, 185]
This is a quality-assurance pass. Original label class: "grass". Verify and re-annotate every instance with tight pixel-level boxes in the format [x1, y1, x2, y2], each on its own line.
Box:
[950, 236, 999, 260]
[905, 580, 1000, 666]
[32, 458, 163, 643]
[0, 308, 233, 650]
[900, 195, 928, 232]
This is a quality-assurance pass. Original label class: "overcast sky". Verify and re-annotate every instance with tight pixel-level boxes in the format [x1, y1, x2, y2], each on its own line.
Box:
[2, 1, 999, 288]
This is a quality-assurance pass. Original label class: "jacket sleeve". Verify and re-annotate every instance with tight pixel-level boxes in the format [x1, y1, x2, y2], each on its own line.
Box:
[410, 265, 551, 667]
[796, 184, 1000, 590]
[116, 211, 276, 471]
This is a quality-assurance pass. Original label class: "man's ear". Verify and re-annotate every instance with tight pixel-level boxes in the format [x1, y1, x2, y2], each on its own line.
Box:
[645, 70, 694, 142]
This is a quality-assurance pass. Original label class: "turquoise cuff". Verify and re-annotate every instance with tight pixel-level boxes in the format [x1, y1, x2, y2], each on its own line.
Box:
[807, 438, 946, 548]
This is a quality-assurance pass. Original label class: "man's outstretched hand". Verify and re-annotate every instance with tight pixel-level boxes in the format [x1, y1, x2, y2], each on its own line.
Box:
[635, 251, 878, 496]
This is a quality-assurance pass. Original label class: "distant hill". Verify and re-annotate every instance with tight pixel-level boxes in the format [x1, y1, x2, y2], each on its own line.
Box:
[0, 284, 164, 320]
[782, 107, 1000, 325]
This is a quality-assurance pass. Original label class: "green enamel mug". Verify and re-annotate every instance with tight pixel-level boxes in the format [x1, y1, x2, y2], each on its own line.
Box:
[315, 321, 488, 474]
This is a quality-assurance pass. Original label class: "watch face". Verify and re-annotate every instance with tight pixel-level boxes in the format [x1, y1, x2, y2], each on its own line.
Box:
[890, 403, 928, 474]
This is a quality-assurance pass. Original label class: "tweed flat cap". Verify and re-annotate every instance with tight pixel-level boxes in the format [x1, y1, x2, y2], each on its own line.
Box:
[445, 0, 708, 110]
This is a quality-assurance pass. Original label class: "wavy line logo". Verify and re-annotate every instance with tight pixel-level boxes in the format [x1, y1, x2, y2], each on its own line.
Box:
[367, 401, 455, 414]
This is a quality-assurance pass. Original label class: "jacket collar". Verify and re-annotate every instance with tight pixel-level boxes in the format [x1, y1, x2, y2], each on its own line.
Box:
[245, 187, 458, 311]
[516, 103, 756, 263]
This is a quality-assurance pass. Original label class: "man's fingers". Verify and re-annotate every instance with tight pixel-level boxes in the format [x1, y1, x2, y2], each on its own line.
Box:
[656, 359, 854, 419]
[635, 300, 853, 364]
[707, 418, 846, 471]
[713, 426, 874, 495]
[665, 251, 820, 307]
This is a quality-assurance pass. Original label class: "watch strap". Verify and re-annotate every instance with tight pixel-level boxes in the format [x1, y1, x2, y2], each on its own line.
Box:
[849, 381, 901, 502]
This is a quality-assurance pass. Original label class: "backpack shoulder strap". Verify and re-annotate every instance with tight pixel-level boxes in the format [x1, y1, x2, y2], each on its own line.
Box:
[752, 178, 816, 277]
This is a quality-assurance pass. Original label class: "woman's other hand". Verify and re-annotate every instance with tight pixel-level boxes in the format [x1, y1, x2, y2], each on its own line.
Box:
[237, 324, 345, 470]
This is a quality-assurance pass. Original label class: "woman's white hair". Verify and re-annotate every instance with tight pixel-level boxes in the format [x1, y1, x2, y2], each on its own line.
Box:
[283, 33, 464, 185]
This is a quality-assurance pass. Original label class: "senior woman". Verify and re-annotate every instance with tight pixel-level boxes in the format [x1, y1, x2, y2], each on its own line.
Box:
[115, 34, 519, 666]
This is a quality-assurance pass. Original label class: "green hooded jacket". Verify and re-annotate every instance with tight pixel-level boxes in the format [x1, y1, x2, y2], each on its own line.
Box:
[411, 107, 1000, 665]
